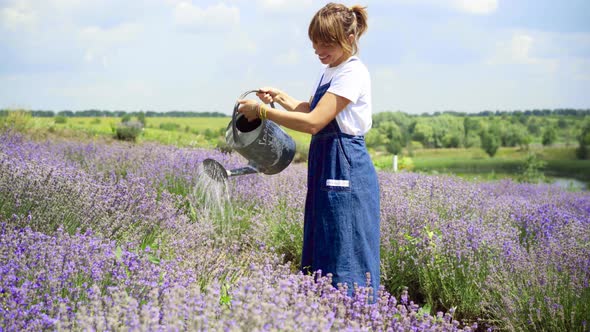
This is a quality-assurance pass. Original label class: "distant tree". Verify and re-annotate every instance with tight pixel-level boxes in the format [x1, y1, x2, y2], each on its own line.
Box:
[442, 133, 461, 148]
[501, 123, 526, 147]
[480, 128, 501, 157]
[542, 126, 557, 146]
[464, 132, 481, 148]
[412, 122, 434, 147]
[517, 153, 546, 183]
[365, 129, 386, 150]
[527, 118, 541, 136]
[31, 110, 54, 117]
[380, 121, 404, 155]
[57, 110, 75, 117]
[137, 111, 146, 126]
[519, 134, 532, 151]
[576, 118, 590, 159]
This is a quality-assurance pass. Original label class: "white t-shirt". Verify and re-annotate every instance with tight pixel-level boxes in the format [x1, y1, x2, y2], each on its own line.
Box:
[311, 56, 372, 136]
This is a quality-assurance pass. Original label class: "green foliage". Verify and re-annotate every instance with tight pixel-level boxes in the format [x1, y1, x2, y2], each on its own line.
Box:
[442, 133, 460, 148]
[526, 117, 542, 136]
[121, 114, 132, 123]
[517, 153, 546, 183]
[463, 132, 481, 148]
[0, 109, 32, 132]
[159, 122, 181, 131]
[463, 117, 480, 137]
[500, 123, 527, 147]
[137, 112, 146, 126]
[518, 134, 532, 151]
[576, 118, 590, 160]
[54, 115, 68, 124]
[398, 156, 414, 171]
[542, 126, 557, 146]
[411, 115, 464, 148]
[480, 129, 500, 157]
[115, 121, 143, 142]
[412, 122, 435, 147]
[370, 112, 414, 152]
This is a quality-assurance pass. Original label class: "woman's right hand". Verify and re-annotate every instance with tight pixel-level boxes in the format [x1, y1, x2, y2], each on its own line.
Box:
[256, 87, 281, 104]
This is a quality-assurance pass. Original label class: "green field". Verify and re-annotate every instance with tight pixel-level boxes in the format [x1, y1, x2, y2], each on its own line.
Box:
[30, 116, 312, 148]
[14, 115, 590, 188]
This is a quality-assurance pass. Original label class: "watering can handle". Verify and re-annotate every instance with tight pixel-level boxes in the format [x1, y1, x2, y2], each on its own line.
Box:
[232, 90, 276, 145]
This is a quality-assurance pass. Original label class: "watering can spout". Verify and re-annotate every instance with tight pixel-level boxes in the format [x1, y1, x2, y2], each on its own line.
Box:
[228, 165, 258, 177]
[202, 158, 259, 183]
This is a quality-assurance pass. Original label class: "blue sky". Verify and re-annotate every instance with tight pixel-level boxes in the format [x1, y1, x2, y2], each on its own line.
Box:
[1, 0, 589, 114]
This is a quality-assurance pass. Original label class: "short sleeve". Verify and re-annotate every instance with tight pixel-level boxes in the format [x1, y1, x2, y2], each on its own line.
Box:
[327, 61, 363, 103]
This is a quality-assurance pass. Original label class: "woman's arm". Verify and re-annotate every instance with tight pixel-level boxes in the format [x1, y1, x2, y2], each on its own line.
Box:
[239, 92, 350, 135]
[257, 88, 311, 113]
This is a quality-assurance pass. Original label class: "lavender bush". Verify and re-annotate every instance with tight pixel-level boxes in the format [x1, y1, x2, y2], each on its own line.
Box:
[1, 131, 588, 331]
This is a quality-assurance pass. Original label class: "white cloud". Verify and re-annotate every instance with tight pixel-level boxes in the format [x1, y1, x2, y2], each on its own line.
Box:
[79, 23, 141, 44]
[385, 0, 498, 15]
[174, 2, 240, 32]
[486, 32, 558, 73]
[78, 23, 142, 68]
[451, 0, 497, 15]
[510, 34, 534, 62]
[0, 5, 37, 30]
[256, 0, 313, 13]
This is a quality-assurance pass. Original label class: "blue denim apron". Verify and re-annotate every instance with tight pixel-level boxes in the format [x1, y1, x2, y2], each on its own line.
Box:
[301, 65, 381, 297]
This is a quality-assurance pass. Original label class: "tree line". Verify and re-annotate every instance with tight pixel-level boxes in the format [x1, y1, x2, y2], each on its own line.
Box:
[367, 110, 590, 159]
[1, 109, 227, 118]
[3, 108, 588, 119]
[2, 107, 589, 159]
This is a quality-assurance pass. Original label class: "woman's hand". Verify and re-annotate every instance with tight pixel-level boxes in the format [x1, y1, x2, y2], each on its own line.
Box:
[256, 87, 281, 104]
[237, 99, 260, 122]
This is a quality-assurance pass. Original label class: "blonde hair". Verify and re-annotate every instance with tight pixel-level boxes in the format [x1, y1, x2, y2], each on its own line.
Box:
[308, 3, 368, 57]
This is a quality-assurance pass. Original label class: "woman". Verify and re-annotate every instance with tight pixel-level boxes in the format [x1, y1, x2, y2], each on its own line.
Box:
[238, 3, 380, 297]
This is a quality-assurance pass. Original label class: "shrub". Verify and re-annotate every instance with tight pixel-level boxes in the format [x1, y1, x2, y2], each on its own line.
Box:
[517, 152, 546, 183]
[54, 115, 68, 124]
[480, 129, 500, 157]
[121, 114, 132, 122]
[0, 109, 31, 132]
[576, 119, 590, 159]
[115, 120, 143, 142]
[398, 156, 414, 171]
[542, 126, 557, 146]
[159, 122, 180, 131]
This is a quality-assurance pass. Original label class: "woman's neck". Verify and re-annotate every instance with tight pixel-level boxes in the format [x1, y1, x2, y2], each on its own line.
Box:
[329, 54, 351, 68]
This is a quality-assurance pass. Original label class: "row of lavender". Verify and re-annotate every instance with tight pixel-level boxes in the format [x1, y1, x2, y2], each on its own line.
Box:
[1, 131, 589, 330]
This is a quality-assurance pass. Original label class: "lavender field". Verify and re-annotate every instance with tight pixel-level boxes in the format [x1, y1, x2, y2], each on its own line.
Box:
[1, 131, 589, 331]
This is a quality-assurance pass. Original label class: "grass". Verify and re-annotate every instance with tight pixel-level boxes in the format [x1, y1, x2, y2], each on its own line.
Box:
[18, 115, 590, 186]
[373, 146, 590, 184]
[31, 116, 312, 148]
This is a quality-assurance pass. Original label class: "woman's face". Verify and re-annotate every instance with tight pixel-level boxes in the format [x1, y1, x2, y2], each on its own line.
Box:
[312, 41, 347, 67]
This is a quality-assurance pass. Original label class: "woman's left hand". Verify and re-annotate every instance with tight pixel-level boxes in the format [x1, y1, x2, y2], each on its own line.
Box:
[237, 99, 259, 122]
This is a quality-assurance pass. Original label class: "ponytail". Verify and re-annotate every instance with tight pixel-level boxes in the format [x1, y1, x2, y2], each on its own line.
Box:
[350, 5, 368, 38]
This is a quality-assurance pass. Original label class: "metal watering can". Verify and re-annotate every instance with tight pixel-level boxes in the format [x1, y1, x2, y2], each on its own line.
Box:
[203, 90, 296, 182]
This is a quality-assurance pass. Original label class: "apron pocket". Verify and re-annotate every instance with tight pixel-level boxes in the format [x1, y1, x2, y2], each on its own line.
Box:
[320, 136, 351, 192]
